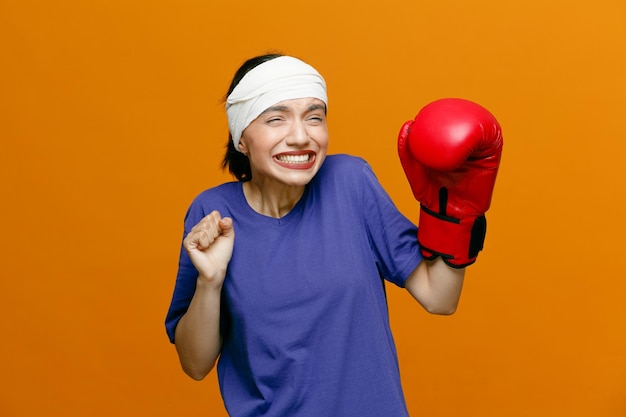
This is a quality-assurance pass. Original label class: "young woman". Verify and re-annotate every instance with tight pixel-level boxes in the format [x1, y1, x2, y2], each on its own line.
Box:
[165, 54, 502, 417]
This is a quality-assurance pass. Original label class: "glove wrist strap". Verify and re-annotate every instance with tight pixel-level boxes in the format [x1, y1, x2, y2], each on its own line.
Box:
[417, 205, 486, 268]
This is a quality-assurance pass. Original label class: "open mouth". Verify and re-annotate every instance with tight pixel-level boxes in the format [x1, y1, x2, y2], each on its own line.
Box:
[276, 153, 312, 163]
[274, 152, 316, 168]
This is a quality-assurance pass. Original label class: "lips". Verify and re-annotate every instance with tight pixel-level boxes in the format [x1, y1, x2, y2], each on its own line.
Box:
[274, 151, 316, 169]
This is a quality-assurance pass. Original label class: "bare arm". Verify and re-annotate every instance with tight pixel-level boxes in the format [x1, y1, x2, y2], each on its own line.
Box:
[174, 211, 234, 380]
[404, 258, 465, 315]
[175, 279, 223, 380]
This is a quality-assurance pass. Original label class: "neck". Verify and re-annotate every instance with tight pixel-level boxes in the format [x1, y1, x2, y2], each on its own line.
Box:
[242, 181, 305, 218]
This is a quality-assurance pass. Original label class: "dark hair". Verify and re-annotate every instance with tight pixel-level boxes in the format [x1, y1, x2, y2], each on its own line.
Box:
[221, 53, 284, 182]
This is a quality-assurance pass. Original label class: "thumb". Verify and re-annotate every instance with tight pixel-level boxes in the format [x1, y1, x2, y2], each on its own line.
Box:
[218, 217, 235, 238]
[397, 120, 418, 176]
[397, 120, 413, 158]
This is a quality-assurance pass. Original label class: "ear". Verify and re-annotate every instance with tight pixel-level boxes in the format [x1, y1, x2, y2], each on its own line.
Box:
[238, 138, 248, 155]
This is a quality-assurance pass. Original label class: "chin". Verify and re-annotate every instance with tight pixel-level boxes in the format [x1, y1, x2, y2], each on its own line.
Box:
[281, 172, 317, 187]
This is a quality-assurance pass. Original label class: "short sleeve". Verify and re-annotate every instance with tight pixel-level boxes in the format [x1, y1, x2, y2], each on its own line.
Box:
[359, 161, 422, 287]
[164, 201, 207, 343]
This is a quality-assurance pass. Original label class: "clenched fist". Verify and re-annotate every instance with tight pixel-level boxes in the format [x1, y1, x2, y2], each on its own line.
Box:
[183, 210, 235, 286]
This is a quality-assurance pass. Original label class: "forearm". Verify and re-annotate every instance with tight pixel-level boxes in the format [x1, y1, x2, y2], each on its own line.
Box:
[405, 258, 465, 315]
[174, 278, 223, 380]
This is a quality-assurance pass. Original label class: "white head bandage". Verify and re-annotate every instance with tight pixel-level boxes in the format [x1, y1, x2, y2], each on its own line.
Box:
[226, 56, 328, 152]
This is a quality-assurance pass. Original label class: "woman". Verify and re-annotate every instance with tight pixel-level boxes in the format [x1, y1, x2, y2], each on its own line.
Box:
[165, 53, 501, 416]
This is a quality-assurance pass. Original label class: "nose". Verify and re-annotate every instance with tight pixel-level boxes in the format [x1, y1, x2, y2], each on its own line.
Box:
[285, 120, 311, 147]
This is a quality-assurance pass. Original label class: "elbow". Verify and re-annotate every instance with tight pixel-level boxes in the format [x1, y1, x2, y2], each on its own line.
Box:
[182, 364, 214, 381]
[424, 302, 458, 316]
[174, 336, 220, 381]
[187, 371, 208, 382]
[177, 351, 217, 381]
[429, 307, 457, 316]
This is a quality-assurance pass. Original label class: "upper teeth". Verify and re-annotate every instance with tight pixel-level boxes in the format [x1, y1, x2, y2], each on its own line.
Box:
[278, 154, 310, 163]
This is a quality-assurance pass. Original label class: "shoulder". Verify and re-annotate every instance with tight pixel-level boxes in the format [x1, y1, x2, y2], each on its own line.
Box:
[317, 154, 374, 183]
[184, 182, 241, 227]
[316, 154, 382, 189]
[310, 154, 383, 205]
[192, 182, 240, 205]
[321, 153, 369, 171]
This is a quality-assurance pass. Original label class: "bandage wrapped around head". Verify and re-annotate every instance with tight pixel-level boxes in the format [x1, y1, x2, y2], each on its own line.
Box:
[226, 56, 328, 152]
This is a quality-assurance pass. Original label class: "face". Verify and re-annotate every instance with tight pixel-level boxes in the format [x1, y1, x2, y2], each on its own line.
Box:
[238, 97, 328, 188]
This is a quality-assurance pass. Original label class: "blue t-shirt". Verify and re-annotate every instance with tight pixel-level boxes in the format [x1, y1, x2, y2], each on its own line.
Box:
[165, 154, 422, 417]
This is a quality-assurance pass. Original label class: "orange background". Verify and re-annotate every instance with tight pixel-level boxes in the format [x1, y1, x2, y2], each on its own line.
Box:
[1, 0, 625, 416]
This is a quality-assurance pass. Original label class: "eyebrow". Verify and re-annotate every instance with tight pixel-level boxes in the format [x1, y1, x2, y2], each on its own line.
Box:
[261, 103, 327, 114]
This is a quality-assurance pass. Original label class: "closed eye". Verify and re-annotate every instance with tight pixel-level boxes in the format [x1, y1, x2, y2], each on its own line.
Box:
[307, 114, 326, 124]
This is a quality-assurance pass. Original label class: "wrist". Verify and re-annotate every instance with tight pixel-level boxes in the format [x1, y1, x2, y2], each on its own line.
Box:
[196, 274, 225, 292]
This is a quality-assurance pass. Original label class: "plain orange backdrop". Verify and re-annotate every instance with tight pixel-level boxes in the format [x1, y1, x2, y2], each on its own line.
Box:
[1, 0, 625, 416]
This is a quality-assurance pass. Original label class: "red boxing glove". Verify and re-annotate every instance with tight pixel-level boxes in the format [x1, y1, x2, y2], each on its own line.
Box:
[398, 98, 503, 268]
